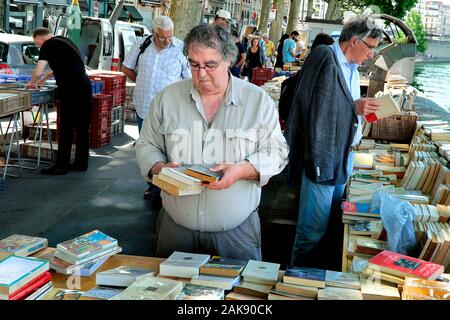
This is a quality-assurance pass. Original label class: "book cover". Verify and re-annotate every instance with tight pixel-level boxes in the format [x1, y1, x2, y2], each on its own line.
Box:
[81, 286, 124, 300]
[56, 230, 118, 259]
[0, 255, 49, 295]
[283, 266, 326, 288]
[368, 250, 444, 280]
[24, 282, 53, 300]
[242, 260, 280, 286]
[96, 266, 155, 287]
[0, 235, 48, 257]
[226, 292, 265, 300]
[79, 256, 109, 277]
[190, 274, 241, 290]
[325, 270, 361, 290]
[360, 275, 401, 300]
[159, 251, 210, 278]
[268, 290, 314, 300]
[365, 94, 401, 123]
[160, 167, 202, 186]
[176, 283, 224, 300]
[200, 257, 247, 277]
[110, 275, 183, 300]
[355, 238, 388, 256]
[184, 165, 223, 183]
[342, 202, 381, 217]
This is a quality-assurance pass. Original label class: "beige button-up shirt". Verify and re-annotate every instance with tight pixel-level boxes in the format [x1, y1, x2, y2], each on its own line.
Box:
[135, 75, 289, 232]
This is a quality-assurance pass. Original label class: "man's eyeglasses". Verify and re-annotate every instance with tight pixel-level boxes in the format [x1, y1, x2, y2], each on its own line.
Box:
[188, 60, 222, 72]
[154, 33, 173, 42]
[358, 38, 377, 51]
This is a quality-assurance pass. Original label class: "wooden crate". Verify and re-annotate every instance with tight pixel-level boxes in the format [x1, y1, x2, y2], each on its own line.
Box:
[370, 113, 418, 143]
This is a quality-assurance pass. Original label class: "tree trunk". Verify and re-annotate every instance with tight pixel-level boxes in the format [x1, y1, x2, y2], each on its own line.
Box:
[258, 0, 271, 34]
[169, 0, 205, 40]
[286, 0, 301, 34]
[306, 0, 314, 19]
[325, 0, 341, 20]
[269, 0, 283, 42]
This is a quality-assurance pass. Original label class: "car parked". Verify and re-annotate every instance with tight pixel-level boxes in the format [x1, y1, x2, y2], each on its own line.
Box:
[0, 33, 40, 75]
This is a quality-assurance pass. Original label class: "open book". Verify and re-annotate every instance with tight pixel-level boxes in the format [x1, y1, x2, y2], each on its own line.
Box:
[365, 93, 401, 123]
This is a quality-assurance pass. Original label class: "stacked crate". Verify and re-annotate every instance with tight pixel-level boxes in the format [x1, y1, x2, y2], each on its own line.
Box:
[251, 68, 274, 86]
[89, 74, 126, 107]
[90, 94, 113, 148]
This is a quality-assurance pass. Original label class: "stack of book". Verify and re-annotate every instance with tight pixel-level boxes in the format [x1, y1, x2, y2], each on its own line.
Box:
[366, 250, 445, 283]
[191, 256, 245, 290]
[0, 234, 48, 257]
[269, 266, 324, 300]
[176, 283, 225, 300]
[96, 266, 155, 287]
[0, 255, 52, 300]
[342, 201, 381, 223]
[414, 221, 450, 272]
[40, 230, 121, 275]
[224, 260, 280, 300]
[159, 251, 210, 278]
[152, 167, 203, 196]
[402, 276, 450, 300]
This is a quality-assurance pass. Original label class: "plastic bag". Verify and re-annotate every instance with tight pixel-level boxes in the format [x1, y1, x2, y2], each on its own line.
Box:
[371, 192, 416, 255]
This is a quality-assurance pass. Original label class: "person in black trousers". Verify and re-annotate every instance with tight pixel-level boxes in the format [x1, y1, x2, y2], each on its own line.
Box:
[26, 27, 92, 175]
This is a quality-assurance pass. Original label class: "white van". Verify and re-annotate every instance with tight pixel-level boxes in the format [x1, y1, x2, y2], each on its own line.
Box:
[55, 1, 150, 71]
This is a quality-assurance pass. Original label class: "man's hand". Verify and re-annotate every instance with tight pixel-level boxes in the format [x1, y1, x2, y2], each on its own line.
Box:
[36, 78, 46, 88]
[25, 81, 37, 89]
[355, 98, 380, 115]
[149, 161, 180, 177]
[204, 162, 259, 190]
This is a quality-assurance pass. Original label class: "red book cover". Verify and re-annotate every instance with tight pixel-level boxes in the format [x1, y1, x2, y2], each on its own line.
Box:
[9, 271, 52, 300]
[368, 250, 444, 280]
[365, 113, 378, 123]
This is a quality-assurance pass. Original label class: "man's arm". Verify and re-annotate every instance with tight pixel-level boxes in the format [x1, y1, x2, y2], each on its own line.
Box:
[25, 60, 48, 88]
[121, 65, 137, 83]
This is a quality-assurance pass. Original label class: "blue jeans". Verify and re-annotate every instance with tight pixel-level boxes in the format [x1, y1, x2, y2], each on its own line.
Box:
[137, 114, 160, 196]
[291, 152, 354, 266]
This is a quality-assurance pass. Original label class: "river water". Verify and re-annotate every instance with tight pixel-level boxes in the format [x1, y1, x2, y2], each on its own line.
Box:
[414, 62, 450, 111]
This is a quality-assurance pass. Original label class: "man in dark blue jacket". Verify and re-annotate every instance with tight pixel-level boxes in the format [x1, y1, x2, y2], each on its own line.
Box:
[286, 15, 383, 267]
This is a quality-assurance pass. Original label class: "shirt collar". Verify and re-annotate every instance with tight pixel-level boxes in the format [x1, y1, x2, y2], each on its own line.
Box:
[189, 71, 239, 107]
[330, 41, 358, 71]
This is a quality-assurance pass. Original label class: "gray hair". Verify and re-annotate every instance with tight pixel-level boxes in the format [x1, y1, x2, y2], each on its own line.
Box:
[339, 15, 384, 42]
[183, 24, 238, 64]
[152, 15, 173, 32]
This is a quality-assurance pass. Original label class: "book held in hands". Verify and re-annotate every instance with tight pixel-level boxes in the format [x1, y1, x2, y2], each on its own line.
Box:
[365, 93, 401, 123]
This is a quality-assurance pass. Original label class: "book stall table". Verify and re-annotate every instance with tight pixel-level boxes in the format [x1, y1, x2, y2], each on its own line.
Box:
[0, 85, 56, 178]
[32, 248, 164, 298]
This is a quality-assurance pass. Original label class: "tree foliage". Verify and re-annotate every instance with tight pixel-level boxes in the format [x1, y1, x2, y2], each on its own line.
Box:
[406, 10, 428, 53]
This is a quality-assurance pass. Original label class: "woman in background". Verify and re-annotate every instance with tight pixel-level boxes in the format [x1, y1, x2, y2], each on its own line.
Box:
[245, 37, 264, 82]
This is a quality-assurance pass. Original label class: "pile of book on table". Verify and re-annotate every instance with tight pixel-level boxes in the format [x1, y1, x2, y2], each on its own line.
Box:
[0, 234, 52, 300]
[39, 230, 121, 275]
[0, 255, 52, 300]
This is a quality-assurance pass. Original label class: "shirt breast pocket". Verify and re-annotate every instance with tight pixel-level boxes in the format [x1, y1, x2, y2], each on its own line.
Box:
[226, 130, 258, 163]
[160, 126, 191, 163]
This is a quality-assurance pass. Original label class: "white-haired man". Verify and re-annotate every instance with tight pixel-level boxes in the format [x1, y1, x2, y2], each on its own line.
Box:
[213, 9, 231, 29]
[122, 15, 191, 202]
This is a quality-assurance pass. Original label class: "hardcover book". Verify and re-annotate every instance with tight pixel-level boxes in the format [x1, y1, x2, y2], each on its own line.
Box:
[152, 175, 202, 196]
[9, 271, 52, 300]
[242, 260, 280, 286]
[159, 251, 210, 278]
[56, 230, 118, 260]
[110, 275, 183, 300]
[367, 250, 444, 280]
[96, 266, 155, 287]
[184, 165, 223, 183]
[0, 234, 48, 257]
[0, 255, 49, 297]
[176, 283, 224, 300]
[199, 257, 247, 277]
[283, 266, 326, 288]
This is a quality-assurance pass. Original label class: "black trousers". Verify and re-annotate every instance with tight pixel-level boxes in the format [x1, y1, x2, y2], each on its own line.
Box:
[56, 81, 92, 169]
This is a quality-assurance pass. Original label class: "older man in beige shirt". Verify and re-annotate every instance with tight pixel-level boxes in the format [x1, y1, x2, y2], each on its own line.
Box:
[135, 24, 289, 260]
